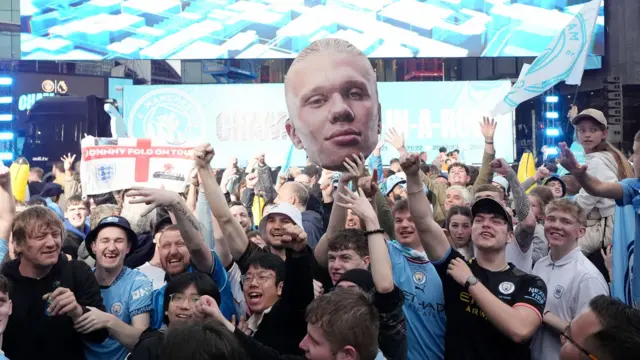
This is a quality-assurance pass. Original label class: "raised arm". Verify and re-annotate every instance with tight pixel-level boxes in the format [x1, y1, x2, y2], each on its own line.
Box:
[314, 154, 366, 267]
[195, 144, 249, 261]
[336, 188, 394, 294]
[0, 164, 15, 241]
[558, 142, 623, 200]
[473, 117, 497, 187]
[128, 187, 213, 273]
[401, 153, 450, 261]
[493, 158, 537, 251]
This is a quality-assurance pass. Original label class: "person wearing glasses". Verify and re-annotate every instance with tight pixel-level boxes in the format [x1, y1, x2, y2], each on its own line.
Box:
[128, 272, 221, 360]
[530, 199, 609, 360]
[240, 244, 314, 356]
[559, 295, 640, 360]
[72, 216, 153, 360]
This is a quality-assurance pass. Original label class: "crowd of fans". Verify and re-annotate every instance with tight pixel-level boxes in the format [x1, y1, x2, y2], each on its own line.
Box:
[0, 38, 638, 360]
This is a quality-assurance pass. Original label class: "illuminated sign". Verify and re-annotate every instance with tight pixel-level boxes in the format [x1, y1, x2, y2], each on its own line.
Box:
[17, 79, 69, 112]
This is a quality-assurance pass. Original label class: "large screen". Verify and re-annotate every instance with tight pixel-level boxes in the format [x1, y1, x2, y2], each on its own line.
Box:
[20, 0, 605, 60]
[120, 81, 515, 167]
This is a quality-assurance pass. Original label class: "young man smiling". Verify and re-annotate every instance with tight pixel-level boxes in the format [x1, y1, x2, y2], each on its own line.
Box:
[1, 206, 108, 360]
[531, 199, 608, 360]
[73, 216, 154, 360]
[402, 152, 547, 360]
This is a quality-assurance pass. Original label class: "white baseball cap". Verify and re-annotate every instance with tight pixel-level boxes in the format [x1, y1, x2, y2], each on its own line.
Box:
[258, 202, 303, 240]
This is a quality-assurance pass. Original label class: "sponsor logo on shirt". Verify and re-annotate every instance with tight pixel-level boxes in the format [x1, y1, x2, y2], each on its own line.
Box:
[413, 271, 426, 285]
[132, 286, 153, 301]
[111, 302, 123, 316]
[554, 285, 565, 299]
[499, 282, 515, 295]
[525, 287, 546, 305]
[460, 292, 487, 319]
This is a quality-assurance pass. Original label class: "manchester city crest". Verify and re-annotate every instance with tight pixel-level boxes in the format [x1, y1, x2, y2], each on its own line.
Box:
[127, 88, 206, 146]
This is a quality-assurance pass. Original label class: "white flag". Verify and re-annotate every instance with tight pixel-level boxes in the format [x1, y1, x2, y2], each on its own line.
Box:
[491, 0, 602, 116]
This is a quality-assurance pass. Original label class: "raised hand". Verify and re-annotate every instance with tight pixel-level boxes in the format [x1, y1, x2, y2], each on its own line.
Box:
[490, 158, 511, 177]
[357, 169, 379, 199]
[280, 223, 308, 252]
[534, 166, 550, 181]
[127, 188, 181, 216]
[558, 142, 587, 176]
[61, 153, 76, 172]
[385, 128, 405, 151]
[336, 187, 377, 222]
[193, 143, 214, 169]
[340, 153, 366, 183]
[246, 173, 259, 188]
[479, 117, 497, 140]
[399, 153, 421, 177]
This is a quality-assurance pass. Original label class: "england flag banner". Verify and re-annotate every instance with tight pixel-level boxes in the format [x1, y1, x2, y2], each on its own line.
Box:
[80, 137, 196, 195]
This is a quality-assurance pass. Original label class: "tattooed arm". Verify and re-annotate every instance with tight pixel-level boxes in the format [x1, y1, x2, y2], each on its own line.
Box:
[505, 168, 537, 252]
[169, 194, 214, 272]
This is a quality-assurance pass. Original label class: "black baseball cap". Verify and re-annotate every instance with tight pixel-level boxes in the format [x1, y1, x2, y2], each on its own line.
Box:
[84, 216, 138, 259]
[471, 198, 513, 231]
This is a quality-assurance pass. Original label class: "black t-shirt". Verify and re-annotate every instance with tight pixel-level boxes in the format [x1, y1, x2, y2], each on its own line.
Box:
[433, 249, 547, 360]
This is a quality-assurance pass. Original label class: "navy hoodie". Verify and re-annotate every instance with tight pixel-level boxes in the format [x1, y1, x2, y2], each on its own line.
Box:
[1, 254, 108, 360]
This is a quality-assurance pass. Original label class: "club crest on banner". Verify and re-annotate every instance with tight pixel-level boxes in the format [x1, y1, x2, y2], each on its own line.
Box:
[127, 88, 206, 145]
[96, 164, 116, 182]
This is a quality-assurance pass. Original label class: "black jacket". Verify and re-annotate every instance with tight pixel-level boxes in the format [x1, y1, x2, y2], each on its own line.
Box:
[251, 249, 315, 356]
[128, 327, 166, 360]
[301, 209, 323, 249]
[1, 254, 109, 360]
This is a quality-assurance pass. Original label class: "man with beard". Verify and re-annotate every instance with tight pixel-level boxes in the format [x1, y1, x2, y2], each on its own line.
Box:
[119, 191, 157, 269]
[72, 216, 153, 360]
[125, 187, 235, 328]
[228, 201, 253, 232]
[385, 174, 406, 207]
[284, 38, 381, 171]
[402, 152, 547, 360]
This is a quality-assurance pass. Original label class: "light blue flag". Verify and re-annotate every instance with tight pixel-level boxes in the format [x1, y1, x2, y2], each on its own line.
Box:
[491, 0, 602, 116]
[279, 143, 295, 176]
[611, 200, 639, 307]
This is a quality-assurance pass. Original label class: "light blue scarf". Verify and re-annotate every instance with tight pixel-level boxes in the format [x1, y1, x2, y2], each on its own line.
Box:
[388, 240, 428, 262]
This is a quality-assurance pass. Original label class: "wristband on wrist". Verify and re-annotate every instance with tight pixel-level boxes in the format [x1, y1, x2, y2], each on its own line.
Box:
[485, 140, 494, 144]
[364, 229, 385, 236]
[406, 186, 424, 195]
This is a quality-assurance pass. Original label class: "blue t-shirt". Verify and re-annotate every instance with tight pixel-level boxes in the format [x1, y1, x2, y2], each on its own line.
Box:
[616, 178, 640, 302]
[150, 250, 235, 329]
[85, 267, 153, 360]
[386, 242, 446, 360]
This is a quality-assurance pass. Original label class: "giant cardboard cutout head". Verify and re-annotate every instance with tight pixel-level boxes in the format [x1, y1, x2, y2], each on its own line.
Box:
[284, 39, 381, 171]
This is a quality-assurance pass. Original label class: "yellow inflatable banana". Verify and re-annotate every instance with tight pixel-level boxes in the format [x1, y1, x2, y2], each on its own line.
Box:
[10, 157, 29, 202]
[518, 151, 536, 193]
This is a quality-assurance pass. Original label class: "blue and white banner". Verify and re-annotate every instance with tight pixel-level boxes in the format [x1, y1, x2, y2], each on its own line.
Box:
[121, 81, 515, 168]
[491, 0, 602, 116]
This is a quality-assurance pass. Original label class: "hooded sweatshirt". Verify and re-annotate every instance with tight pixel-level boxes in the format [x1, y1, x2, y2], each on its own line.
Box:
[574, 152, 619, 218]
[1, 254, 109, 360]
